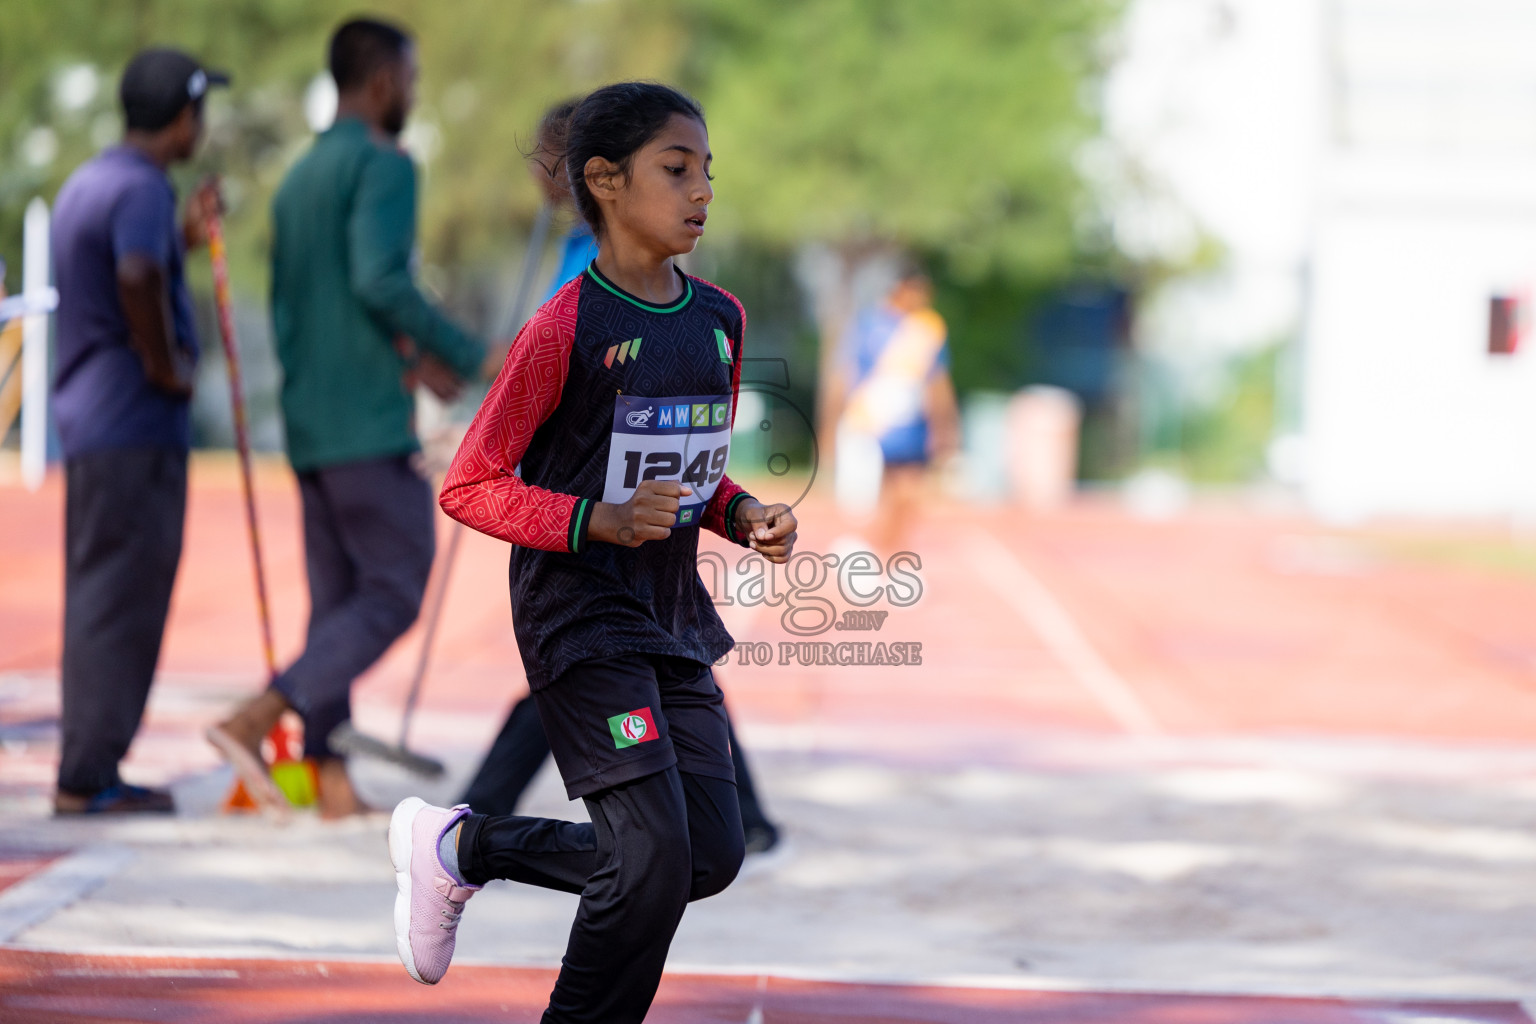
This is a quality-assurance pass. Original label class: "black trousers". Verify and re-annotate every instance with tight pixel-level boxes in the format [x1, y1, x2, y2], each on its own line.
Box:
[271, 455, 434, 759]
[462, 694, 777, 834]
[58, 447, 187, 795]
[458, 768, 743, 1024]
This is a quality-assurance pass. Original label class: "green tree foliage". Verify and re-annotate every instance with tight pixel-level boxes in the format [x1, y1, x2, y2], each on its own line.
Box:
[0, 0, 339, 289]
[1, 0, 1125, 463]
[675, 0, 1121, 445]
[2, 0, 1118, 291]
[0, 0, 685, 294]
[682, 0, 1119, 284]
[1177, 343, 1282, 484]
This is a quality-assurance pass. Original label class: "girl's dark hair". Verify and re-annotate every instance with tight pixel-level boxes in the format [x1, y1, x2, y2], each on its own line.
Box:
[540, 83, 705, 236]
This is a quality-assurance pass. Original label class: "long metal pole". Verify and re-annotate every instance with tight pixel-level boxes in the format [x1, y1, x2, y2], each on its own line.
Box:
[208, 213, 295, 763]
[398, 519, 464, 748]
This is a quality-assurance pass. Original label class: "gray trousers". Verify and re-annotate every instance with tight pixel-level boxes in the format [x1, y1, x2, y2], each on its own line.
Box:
[273, 455, 435, 759]
[58, 447, 187, 795]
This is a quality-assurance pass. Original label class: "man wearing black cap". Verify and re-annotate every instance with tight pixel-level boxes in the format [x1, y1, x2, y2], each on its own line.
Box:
[49, 48, 226, 815]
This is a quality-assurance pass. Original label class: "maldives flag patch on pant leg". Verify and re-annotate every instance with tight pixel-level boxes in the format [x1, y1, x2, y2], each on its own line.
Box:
[608, 707, 659, 749]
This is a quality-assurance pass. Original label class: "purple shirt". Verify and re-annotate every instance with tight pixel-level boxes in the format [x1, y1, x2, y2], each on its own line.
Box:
[50, 146, 199, 457]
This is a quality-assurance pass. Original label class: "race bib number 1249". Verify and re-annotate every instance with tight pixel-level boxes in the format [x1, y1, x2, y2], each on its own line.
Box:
[602, 393, 732, 528]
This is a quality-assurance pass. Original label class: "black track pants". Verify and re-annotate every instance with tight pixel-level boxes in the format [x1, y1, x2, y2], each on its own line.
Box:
[458, 768, 744, 1024]
[460, 693, 777, 835]
[58, 448, 186, 795]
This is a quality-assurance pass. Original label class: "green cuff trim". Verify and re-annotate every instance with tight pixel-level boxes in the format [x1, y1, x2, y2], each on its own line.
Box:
[724, 492, 753, 547]
[568, 498, 594, 553]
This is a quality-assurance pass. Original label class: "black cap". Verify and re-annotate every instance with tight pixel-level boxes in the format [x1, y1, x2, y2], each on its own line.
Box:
[120, 48, 230, 132]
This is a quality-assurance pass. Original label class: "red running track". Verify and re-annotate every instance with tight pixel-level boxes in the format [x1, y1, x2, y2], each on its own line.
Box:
[0, 951, 1531, 1024]
[6, 458, 1536, 754]
[6, 466, 1536, 1018]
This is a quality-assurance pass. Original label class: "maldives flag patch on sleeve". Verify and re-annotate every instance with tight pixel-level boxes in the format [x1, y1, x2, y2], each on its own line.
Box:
[607, 707, 659, 749]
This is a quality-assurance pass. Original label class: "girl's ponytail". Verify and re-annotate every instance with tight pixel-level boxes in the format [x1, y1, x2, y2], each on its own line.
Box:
[530, 97, 581, 202]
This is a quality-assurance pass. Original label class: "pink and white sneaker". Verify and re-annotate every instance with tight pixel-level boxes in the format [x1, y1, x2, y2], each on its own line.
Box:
[388, 797, 480, 985]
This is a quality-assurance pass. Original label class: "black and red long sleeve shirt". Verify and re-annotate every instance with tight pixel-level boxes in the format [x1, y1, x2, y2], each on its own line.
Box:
[441, 263, 754, 689]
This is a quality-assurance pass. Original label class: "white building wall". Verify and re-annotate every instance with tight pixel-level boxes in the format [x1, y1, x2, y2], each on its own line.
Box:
[1307, 182, 1536, 519]
[1101, 0, 1321, 369]
[1303, 1, 1536, 519]
[1105, 0, 1536, 519]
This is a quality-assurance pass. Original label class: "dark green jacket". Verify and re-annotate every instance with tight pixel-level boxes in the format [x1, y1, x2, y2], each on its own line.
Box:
[271, 117, 484, 471]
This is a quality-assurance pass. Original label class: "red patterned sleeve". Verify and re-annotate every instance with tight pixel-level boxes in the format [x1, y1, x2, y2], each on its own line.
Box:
[439, 280, 596, 553]
[700, 283, 754, 546]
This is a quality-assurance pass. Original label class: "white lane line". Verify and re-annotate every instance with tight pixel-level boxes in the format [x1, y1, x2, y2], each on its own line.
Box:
[0, 845, 136, 943]
[966, 529, 1163, 736]
[745, 972, 767, 1024]
[669, 961, 1534, 1007]
[52, 968, 240, 979]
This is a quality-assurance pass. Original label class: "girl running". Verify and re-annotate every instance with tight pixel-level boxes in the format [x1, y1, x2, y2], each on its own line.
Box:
[458, 98, 783, 857]
[388, 83, 797, 1023]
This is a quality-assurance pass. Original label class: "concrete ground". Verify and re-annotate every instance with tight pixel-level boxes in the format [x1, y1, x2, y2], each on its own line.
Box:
[3, 455, 1536, 1021]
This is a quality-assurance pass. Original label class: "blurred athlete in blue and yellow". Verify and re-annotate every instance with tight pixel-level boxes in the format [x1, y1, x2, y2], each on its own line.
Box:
[838, 259, 960, 551]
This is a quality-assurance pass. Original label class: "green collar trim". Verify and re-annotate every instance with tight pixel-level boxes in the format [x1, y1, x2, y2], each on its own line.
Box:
[585, 264, 693, 314]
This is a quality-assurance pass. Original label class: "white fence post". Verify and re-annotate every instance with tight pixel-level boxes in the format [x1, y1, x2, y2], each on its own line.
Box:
[21, 197, 49, 492]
